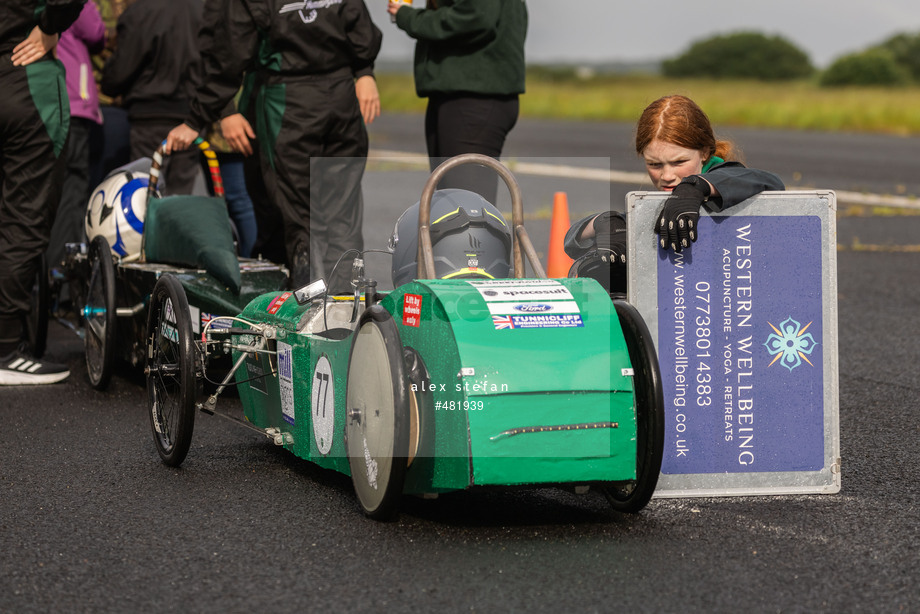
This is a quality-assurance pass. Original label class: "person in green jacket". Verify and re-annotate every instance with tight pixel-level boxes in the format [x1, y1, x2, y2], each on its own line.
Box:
[387, 0, 527, 205]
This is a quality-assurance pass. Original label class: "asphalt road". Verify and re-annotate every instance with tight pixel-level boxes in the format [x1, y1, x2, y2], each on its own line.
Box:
[2, 115, 919, 613]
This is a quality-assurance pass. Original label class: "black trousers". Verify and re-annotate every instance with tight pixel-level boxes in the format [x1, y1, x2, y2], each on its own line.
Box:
[130, 117, 200, 196]
[0, 58, 70, 352]
[246, 127, 286, 266]
[47, 117, 93, 270]
[88, 105, 131, 189]
[256, 70, 368, 293]
[424, 93, 519, 205]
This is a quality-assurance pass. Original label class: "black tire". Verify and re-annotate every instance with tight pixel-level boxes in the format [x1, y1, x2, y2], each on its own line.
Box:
[25, 253, 50, 359]
[601, 300, 665, 513]
[146, 274, 196, 467]
[84, 236, 117, 390]
[345, 305, 410, 520]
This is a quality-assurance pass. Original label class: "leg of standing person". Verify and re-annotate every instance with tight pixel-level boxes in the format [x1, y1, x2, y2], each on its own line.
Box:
[88, 114, 105, 190]
[47, 117, 91, 271]
[245, 145, 286, 264]
[216, 152, 257, 258]
[0, 58, 70, 383]
[90, 104, 131, 188]
[243, 81, 286, 266]
[424, 93, 519, 205]
[312, 74, 368, 295]
[254, 76, 322, 289]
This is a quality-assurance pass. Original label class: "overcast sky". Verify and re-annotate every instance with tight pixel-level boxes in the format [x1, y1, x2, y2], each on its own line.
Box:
[371, 0, 920, 68]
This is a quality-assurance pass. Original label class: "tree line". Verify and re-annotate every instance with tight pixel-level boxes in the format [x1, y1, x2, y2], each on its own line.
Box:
[661, 31, 920, 87]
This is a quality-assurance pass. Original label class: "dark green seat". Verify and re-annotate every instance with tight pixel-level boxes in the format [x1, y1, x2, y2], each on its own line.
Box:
[143, 195, 241, 294]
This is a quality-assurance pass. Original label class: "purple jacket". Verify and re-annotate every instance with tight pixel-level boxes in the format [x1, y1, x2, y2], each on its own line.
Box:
[58, 2, 106, 123]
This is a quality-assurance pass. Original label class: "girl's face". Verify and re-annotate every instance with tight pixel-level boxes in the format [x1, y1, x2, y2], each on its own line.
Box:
[642, 139, 707, 191]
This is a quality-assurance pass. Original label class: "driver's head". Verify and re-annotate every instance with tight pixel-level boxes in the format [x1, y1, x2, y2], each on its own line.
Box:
[389, 189, 512, 288]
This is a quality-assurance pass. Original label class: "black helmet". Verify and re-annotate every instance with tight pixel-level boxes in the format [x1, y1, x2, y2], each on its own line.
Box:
[390, 189, 513, 288]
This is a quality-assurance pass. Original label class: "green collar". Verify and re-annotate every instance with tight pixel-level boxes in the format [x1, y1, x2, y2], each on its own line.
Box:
[701, 156, 724, 173]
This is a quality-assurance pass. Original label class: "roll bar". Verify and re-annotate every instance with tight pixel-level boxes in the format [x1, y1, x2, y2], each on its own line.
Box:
[415, 153, 546, 280]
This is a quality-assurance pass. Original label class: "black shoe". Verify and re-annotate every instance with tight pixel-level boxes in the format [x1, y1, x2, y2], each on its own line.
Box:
[0, 348, 70, 385]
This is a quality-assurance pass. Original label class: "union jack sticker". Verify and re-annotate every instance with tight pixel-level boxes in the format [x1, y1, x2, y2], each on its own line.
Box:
[492, 315, 515, 330]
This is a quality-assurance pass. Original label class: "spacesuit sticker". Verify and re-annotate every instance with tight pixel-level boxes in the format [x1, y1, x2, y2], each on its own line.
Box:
[468, 279, 575, 302]
[279, 342, 294, 425]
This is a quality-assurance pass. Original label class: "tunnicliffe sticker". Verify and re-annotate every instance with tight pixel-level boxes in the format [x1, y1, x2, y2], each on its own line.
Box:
[492, 313, 584, 330]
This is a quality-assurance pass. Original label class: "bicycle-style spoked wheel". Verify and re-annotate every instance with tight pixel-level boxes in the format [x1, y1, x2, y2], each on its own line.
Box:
[84, 236, 117, 390]
[601, 300, 665, 513]
[146, 274, 196, 467]
[345, 305, 410, 521]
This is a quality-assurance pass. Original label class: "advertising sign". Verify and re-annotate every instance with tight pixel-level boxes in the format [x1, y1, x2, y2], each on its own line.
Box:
[628, 191, 840, 496]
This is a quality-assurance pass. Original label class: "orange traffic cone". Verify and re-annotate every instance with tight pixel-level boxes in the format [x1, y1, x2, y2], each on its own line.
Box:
[546, 191, 575, 278]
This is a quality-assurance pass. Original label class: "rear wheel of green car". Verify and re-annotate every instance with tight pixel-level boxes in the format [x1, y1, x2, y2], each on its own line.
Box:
[601, 300, 665, 513]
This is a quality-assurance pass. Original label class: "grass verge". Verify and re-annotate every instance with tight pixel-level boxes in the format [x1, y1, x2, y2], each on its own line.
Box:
[377, 72, 920, 136]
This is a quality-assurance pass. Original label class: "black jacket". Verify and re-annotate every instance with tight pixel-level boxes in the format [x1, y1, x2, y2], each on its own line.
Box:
[1, 0, 85, 56]
[564, 162, 785, 259]
[100, 0, 202, 119]
[187, 0, 382, 131]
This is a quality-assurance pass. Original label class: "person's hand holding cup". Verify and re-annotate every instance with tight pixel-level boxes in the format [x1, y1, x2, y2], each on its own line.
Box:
[387, 0, 412, 22]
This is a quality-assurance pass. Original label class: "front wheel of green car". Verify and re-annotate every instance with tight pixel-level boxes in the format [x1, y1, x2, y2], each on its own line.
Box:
[345, 306, 410, 521]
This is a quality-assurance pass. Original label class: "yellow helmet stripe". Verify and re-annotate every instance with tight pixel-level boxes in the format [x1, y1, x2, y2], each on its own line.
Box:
[432, 207, 461, 225]
[442, 268, 494, 279]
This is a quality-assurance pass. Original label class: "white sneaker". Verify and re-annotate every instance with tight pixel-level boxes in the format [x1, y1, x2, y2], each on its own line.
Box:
[0, 349, 70, 385]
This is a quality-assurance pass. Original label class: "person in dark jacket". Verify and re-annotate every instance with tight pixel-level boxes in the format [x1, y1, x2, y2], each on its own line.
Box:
[101, 0, 202, 195]
[388, 0, 527, 205]
[565, 95, 785, 294]
[166, 0, 382, 293]
[88, 0, 137, 189]
[0, 0, 85, 384]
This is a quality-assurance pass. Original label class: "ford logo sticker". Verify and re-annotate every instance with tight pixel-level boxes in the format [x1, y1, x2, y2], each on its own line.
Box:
[514, 303, 553, 313]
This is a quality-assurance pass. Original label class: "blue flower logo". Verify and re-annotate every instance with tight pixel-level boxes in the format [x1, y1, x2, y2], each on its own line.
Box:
[764, 317, 818, 372]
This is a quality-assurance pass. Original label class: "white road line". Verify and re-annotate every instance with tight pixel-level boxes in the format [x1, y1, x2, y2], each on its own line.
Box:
[368, 148, 920, 210]
[832, 190, 920, 210]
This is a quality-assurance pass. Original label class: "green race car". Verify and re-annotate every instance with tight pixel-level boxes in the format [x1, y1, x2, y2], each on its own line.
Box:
[146, 155, 664, 520]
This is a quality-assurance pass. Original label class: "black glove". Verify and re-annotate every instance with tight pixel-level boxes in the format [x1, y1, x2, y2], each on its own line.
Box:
[653, 176, 710, 253]
[592, 211, 627, 265]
